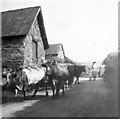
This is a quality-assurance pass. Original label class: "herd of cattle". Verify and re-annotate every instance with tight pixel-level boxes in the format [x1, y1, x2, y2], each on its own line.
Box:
[1, 61, 105, 99]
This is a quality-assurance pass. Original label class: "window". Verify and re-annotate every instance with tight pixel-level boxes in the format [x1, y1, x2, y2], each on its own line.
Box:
[32, 40, 38, 60]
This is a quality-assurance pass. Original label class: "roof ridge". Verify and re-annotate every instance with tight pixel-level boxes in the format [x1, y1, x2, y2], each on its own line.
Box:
[1, 6, 41, 13]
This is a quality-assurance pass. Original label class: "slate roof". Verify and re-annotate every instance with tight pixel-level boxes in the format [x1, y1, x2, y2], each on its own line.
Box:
[65, 56, 76, 65]
[45, 43, 65, 55]
[1, 6, 49, 49]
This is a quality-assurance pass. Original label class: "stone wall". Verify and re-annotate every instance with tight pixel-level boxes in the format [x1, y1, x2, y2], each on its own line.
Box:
[2, 36, 25, 69]
[23, 18, 45, 67]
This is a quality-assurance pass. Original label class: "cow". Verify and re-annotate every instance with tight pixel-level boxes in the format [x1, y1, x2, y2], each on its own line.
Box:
[3, 65, 49, 98]
[2, 68, 21, 96]
[2, 68, 8, 91]
[67, 65, 86, 85]
[74, 65, 86, 84]
[46, 61, 69, 97]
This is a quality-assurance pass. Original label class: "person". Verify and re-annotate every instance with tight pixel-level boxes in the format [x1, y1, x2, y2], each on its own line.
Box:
[91, 62, 97, 81]
[98, 67, 101, 77]
[99, 64, 106, 77]
[92, 62, 97, 69]
[89, 69, 92, 81]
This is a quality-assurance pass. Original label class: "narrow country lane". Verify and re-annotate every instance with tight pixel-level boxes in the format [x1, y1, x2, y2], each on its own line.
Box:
[2, 78, 118, 117]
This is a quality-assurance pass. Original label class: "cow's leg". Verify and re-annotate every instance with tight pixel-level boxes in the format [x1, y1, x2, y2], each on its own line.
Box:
[50, 80, 55, 97]
[56, 81, 61, 97]
[55, 84, 59, 97]
[51, 84, 55, 97]
[56, 88, 59, 97]
[69, 78, 73, 88]
[45, 83, 48, 96]
[68, 78, 71, 87]
[77, 77, 80, 84]
[15, 89, 18, 97]
[52, 87, 55, 97]
[32, 89, 37, 97]
[22, 85, 26, 98]
[64, 81, 67, 89]
[75, 78, 78, 84]
[67, 80, 70, 88]
[75, 79, 77, 84]
[64, 81, 68, 89]
[32, 83, 39, 97]
[61, 84, 65, 95]
[75, 77, 79, 84]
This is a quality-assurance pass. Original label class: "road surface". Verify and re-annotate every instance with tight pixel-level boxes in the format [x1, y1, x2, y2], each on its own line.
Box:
[2, 78, 118, 117]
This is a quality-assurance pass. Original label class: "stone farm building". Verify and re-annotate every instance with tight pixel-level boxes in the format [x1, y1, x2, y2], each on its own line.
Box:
[1, 6, 49, 69]
[45, 44, 65, 63]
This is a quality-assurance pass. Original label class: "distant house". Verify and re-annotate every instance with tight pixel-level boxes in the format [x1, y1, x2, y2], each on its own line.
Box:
[45, 44, 65, 63]
[1, 6, 49, 69]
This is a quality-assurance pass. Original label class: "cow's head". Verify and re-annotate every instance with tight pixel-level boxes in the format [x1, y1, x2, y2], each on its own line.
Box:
[44, 62, 52, 76]
[81, 65, 86, 73]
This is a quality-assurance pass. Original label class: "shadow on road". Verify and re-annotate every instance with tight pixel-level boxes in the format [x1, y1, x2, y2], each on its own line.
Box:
[2, 94, 48, 104]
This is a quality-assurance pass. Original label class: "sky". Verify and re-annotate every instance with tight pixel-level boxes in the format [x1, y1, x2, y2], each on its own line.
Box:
[0, 0, 118, 62]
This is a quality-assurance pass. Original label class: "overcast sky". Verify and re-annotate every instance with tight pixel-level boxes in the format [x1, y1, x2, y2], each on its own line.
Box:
[1, 0, 118, 62]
